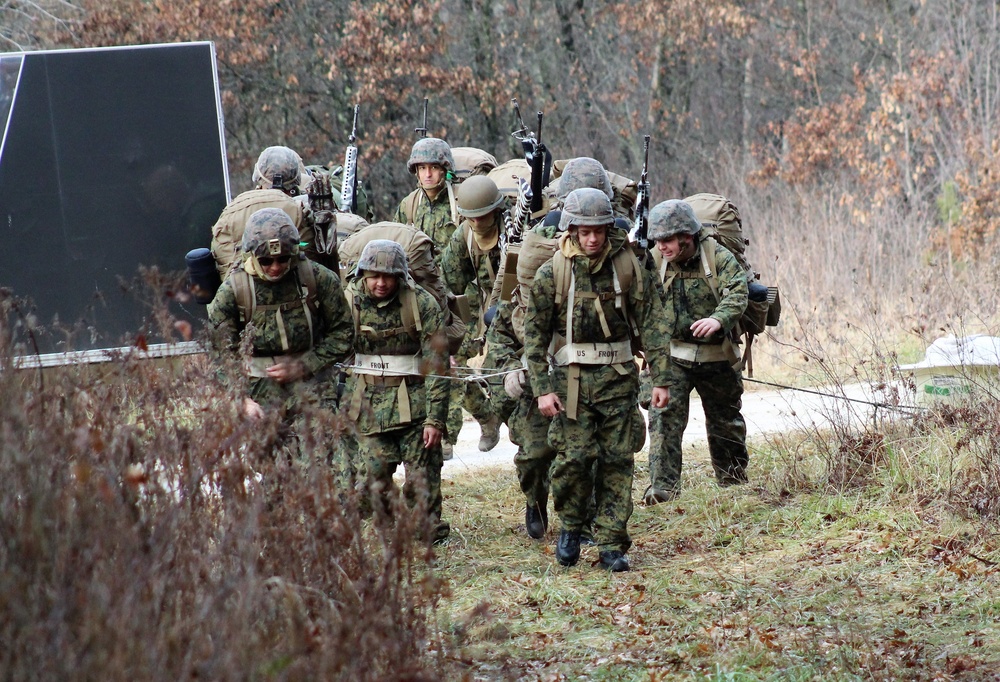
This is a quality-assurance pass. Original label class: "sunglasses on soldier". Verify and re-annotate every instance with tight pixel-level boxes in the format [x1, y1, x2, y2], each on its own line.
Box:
[258, 255, 292, 267]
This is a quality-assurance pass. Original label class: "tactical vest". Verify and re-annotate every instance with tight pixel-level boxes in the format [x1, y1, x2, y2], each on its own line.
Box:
[229, 259, 320, 375]
[344, 284, 425, 423]
[547, 246, 645, 419]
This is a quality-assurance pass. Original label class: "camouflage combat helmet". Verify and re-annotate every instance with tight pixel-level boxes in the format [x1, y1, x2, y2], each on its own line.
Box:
[357, 239, 410, 278]
[558, 187, 615, 231]
[252, 146, 311, 195]
[242, 208, 301, 259]
[456, 176, 504, 218]
[557, 157, 614, 202]
[647, 199, 702, 241]
[407, 137, 455, 174]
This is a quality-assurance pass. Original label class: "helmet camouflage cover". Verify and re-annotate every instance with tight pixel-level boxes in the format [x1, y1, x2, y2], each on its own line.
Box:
[242, 208, 301, 259]
[252, 146, 311, 194]
[647, 199, 702, 241]
[557, 157, 614, 202]
[357, 239, 410, 278]
[456, 175, 504, 218]
[407, 137, 455, 174]
[558, 187, 614, 231]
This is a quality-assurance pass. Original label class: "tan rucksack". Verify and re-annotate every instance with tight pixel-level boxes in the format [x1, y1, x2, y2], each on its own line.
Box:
[210, 189, 309, 278]
[338, 221, 467, 353]
[451, 147, 499, 180]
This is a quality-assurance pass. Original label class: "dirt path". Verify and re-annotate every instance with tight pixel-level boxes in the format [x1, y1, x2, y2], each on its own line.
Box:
[442, 382, 910, 479]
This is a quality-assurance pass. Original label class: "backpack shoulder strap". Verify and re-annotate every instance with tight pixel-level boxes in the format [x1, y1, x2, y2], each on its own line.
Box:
[400, 287, 423, 341]
[344, 286, 360, 336]
[402, 189, 422, 224]
[552, 253, 573, 308]
[231, 268, 255, 326]
[699, 236, 722, 304]
[296, 259, 319, 317]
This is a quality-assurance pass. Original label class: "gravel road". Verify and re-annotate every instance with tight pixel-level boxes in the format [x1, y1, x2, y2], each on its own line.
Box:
[442, 381, 912, 479]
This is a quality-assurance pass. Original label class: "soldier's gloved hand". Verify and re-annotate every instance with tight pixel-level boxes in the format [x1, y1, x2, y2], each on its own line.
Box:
[504, 370, 526, 399]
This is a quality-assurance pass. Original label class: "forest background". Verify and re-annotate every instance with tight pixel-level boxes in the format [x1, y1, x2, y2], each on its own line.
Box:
[8, 0, 1000, 366]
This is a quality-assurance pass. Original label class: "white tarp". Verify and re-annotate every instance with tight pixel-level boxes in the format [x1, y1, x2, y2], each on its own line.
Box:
[898, 334, 1000, 370]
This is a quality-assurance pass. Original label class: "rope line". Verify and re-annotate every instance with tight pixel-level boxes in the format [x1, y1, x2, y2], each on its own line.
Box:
[743, 376, 926, 414]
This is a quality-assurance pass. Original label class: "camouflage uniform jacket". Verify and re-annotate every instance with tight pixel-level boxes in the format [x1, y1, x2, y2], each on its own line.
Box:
[660, 241, 748, 346]
[344, 277, 449, 435]
[440, 220, 501, 340]
[525, 230, 672, 399]
[393, 187, 457, 256]
[207, 260, 354, 398]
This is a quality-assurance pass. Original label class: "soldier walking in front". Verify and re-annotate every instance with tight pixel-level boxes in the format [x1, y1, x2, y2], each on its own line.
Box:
[524, 188, 672, 572]
[344, 240, 452, 542]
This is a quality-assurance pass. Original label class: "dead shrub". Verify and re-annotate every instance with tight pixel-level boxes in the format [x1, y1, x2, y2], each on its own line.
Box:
[0, 289, 446, 681]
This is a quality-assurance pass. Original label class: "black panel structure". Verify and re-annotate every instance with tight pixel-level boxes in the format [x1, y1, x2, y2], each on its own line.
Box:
[0, 42, 230, 353]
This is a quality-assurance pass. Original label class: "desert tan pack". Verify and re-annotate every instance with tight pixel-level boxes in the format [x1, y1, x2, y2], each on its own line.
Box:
[210, 189, 307, 278]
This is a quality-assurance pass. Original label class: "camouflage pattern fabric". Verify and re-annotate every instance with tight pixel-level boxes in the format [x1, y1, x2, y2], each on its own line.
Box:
[648, 240, 750, 490]
[648, 361, 748, 489]
[393, 187, 457, 255]
[207, 259, 354, 408]
[357, 423, 449, 543]
[524, 228, 673, 553]
[485, 301, 552, 508]
[440, 218, 503, 439]
[343, 277, 450, 535]
[343, 278, 449, 435]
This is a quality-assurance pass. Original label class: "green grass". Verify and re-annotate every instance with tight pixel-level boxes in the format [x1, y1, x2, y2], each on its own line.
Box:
[434, 433, 1000, 680]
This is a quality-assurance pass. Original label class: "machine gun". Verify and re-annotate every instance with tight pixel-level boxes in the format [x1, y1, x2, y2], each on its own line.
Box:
[340, 104, 360, 214]
[511, 98, 552, 215]
[632, 135, 651, 252]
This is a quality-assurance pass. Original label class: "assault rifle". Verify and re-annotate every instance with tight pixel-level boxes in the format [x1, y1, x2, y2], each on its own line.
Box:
[340, 104, 360, 214]
[414, 97, 429, 138]
[633, 135, 651, 252]
[511, 98, 552, 215]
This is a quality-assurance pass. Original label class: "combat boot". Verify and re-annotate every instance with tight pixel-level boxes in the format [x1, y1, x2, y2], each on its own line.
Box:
[599, 550, 630, 572]
[556, 530, 581, 567]
[643, 485, 679, 506]
[442, 442, 454, 461]
[478, 415, 501, 452]
[525, 503, 548, 539]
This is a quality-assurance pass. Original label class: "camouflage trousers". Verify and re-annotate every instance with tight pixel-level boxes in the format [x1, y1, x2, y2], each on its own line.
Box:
[508, 392, 555, 511]
[357, 425, 449, 541]
[547, 390, 646, 554]
[648, 360, 749, 490]
[445, 375, 494, 445]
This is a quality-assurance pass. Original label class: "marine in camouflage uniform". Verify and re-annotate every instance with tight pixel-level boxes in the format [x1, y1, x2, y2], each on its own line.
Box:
[207, 208, 354, 480]
[440, 176, 506, 452]
[525, 188, 672, 572]
[344, 240, 451, 542]
[393, 137, 458, 253]
[393, 137, 465, 458]
[485, 298, 555, 539]
[645, 199, 750, 504]
[492, 158, 620, 540]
